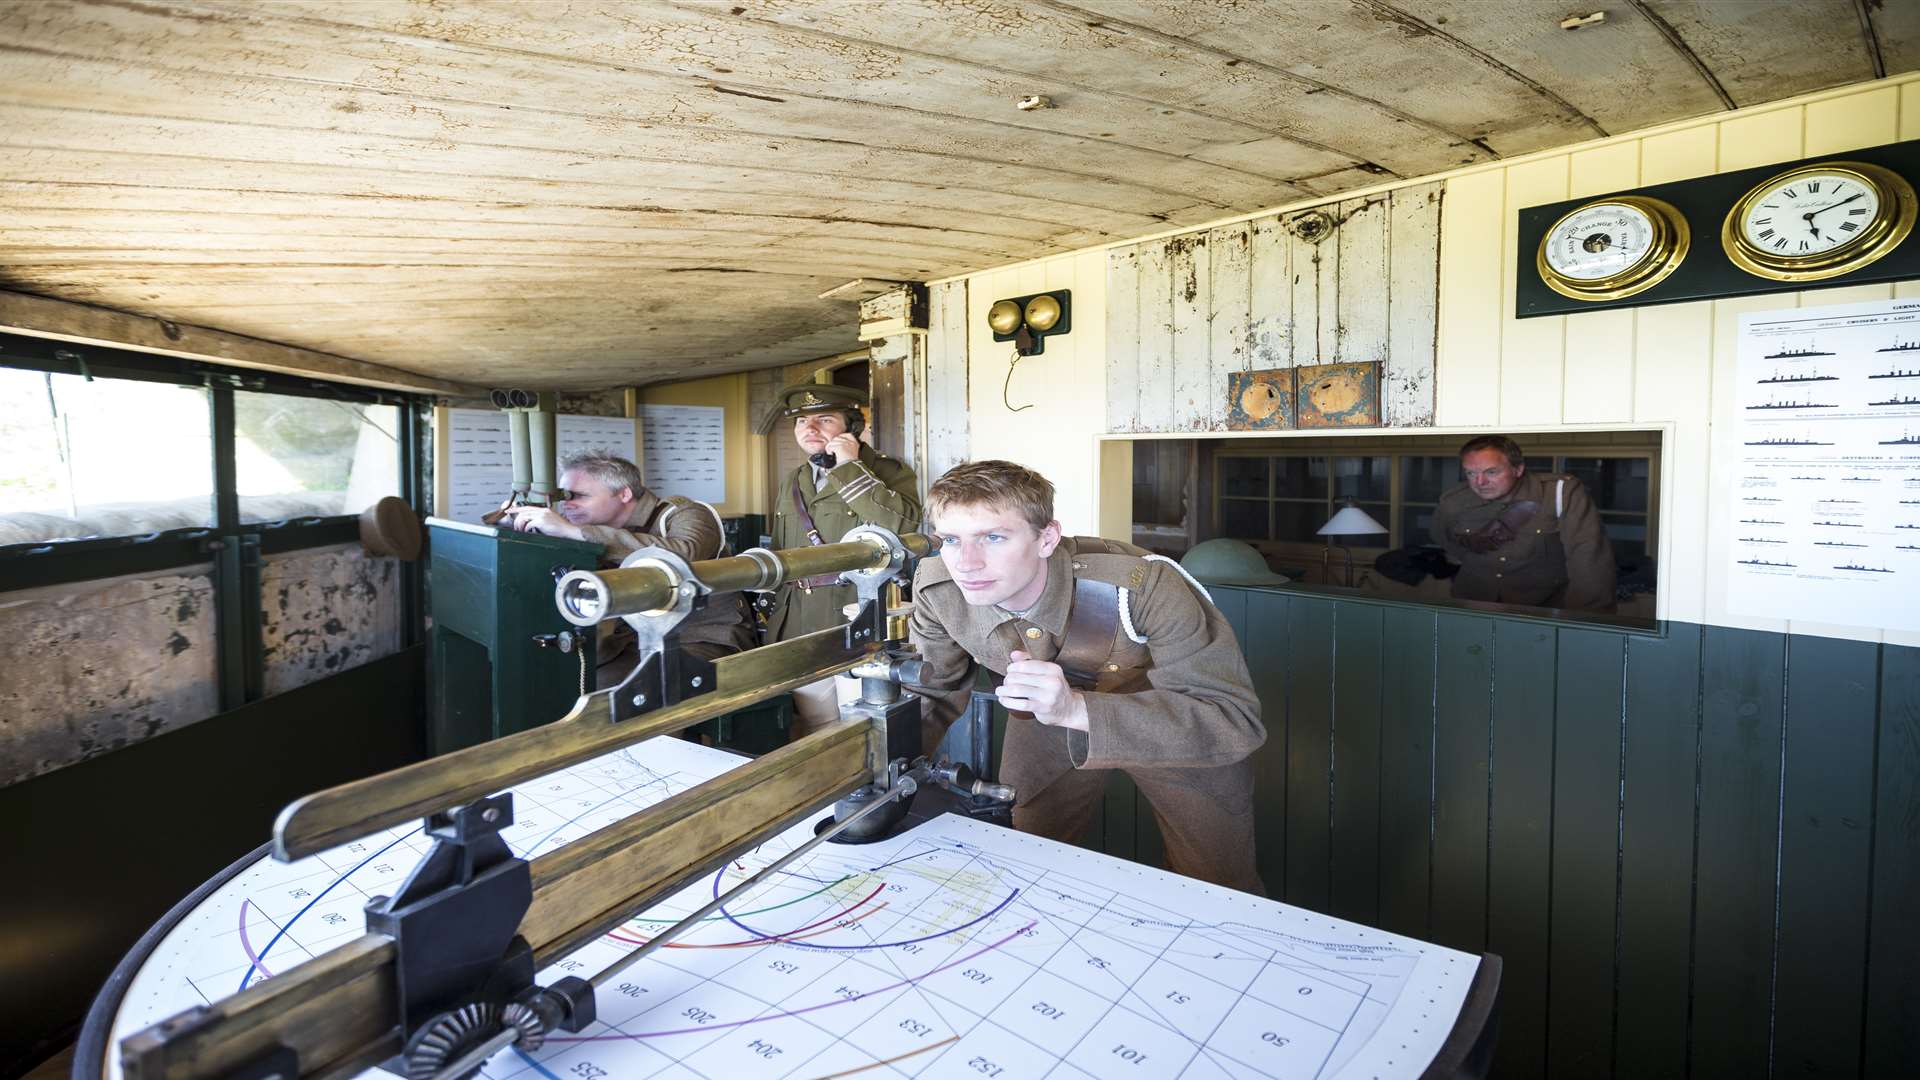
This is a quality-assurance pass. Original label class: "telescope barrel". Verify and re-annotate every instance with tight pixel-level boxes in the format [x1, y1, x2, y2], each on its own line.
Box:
[555, 531, 935, 626]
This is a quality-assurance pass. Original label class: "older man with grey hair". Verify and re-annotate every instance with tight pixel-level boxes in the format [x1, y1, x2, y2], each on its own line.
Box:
[504, 451, 754, 682]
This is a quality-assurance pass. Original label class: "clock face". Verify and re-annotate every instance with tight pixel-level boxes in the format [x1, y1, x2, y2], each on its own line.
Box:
[1737, 170, 1882, 258]
[1544, 202, 1659, 281]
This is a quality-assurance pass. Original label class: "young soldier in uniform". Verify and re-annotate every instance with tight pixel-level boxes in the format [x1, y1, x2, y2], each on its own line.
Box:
[1430, 435, 1617, 612]
[761, 384, 921, 734]
[909, 460, 1267, 895]
[503, 451, 754, 685]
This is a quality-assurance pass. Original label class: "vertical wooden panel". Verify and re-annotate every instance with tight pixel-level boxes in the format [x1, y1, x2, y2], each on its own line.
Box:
[1378, 605, 1436, 937]
[1772, 634, 1879, 1078]
[926, 279, 970, 482]
[1104, 246, 1140, 433]
[1315, 202, 1344, 363]
[1803, 84, 1899, 155]
[1546, 628, 1624, 1079]
[1285, 598, 1335, 910]
[1289, 214, 1323, 367]
[1207, 222, 1252, 431]
[1169, 232, 1212, 431]
[1335, 195, 1390, 367]
[1904, 81, 1920, 141]
[1430, 613, 1492, 955]
[1500, 157, 1570, 425]
[1690, 626, 1787, 1077]
[1614, 623, 1703, 1075]
[1135, 239, 1175, 432]
[1385, 181, 1441, 427]
[1561, 141, 1641, 425]
[1330, 603, 1384, 925]
[1246, 591, 1290, 897]
[1486, 620, 1558, 1080]
[1434, 169, 1505, 427]
[1716, 105, 1805, 172]
[1635, 303, 1714, 627]
[1639, 124, 1719, 185]
[1248, 215, 1293, 371]
[1866, 643, 1920, 1077]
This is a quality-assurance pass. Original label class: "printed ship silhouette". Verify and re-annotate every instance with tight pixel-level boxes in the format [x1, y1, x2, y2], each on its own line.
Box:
[1758, 367, 1838, 384]
[1738, 537, 1788, 543]
[1748, 396, 1836, 409]
[1872, 366, 1920, 379]
[1814, 521, 1863, 527]
[1882, 431, 1920, 445]
[1745, 436, 1832, 445]
[1764, 344, 1835, 359]
[1739, 518, 1784, 524]
[1815, 540, 1869, 548]
[1835, 563, 1894, 572]
[1738, 559, 1795, 567]
[1878, 339, 1920, 352]
[1869, 393, 1920, 406]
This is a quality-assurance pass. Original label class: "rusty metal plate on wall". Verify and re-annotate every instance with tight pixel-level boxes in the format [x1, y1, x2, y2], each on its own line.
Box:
[1296, 361, 1382, 428]
[1226, 368, 1297, 430]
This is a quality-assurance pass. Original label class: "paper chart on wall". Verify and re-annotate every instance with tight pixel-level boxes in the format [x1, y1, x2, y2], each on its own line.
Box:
[641, 404, 726, 505]
[104, 737, 1479, 1080]
[441, 409, 639, 523]
[1730, 297, 1920, 631]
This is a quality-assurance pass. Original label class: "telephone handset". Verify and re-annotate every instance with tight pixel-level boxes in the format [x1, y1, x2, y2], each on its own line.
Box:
[807, 409, 864, 470]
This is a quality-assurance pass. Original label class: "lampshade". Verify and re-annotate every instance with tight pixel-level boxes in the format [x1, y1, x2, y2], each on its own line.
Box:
[1318, 504, 1389, 537]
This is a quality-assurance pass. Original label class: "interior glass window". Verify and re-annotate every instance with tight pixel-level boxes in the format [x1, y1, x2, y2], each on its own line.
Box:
[235, 392, 401, 523]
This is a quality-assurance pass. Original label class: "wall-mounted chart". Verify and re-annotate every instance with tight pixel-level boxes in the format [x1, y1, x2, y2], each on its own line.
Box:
[100, 738, 1478, 1080]
[1730, 297, 1920, 631]
[640, 404, 726, 505]
[440, 409, 639, 523]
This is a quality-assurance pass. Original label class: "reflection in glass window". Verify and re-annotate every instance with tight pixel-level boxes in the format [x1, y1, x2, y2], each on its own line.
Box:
[1219, 499, 1269, 540]
[0, 369, 213, 545]
[235, 393, 401, 523]
[1219, 456, 1267, 497]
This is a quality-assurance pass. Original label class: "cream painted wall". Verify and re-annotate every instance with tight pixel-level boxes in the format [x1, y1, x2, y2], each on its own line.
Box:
[637, 372, 767, 516]
[941, 73, 1920, 644]
[957, 249, 1110, 534]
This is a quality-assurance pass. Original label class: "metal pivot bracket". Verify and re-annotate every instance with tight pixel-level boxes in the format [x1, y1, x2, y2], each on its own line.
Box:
[558, 546, 717, 723]
[839, 525, 914, 651]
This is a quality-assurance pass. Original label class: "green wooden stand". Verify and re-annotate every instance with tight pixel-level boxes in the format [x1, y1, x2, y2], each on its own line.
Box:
[426, 518, 604, 755]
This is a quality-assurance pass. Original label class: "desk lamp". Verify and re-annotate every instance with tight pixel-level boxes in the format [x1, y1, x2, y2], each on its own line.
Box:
[1317, 501, 1388, 586]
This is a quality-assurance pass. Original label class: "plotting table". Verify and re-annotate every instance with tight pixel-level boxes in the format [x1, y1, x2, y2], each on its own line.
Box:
[80, 738, 1487, 1080]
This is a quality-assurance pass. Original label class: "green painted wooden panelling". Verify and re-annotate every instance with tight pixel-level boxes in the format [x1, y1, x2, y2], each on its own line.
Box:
[1691, 626, 1788, 1078]
[1431, 614, 1493, 955]
[1246, 593, 1292, 897]
[1773, 634, 1879, 1079]
[1083, 587, 1920, 1078]
[1378, 606, 1437, 938]
[1330, 604, 1385, 925]
[1485, 620, 1557, 1080]
[1546, 628, 1625, 1079]
[1868, 645, 1920, 1077]
[1285, 598, 1336, 909]
[1614, 623, 1702, 1076]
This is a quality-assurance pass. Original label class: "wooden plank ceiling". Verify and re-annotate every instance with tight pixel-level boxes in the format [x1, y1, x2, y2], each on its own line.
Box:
[0, 0, 1908, 389]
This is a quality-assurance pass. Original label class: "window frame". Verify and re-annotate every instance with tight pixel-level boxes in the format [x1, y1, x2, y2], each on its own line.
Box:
[0, 331, 429, 709]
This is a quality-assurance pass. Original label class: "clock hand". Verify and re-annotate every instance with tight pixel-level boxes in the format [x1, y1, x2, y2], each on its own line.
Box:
[1808, 192, 1866, 220]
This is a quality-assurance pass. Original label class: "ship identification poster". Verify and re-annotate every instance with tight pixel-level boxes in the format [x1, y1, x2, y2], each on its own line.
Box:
[1731, 297, 1920, 631]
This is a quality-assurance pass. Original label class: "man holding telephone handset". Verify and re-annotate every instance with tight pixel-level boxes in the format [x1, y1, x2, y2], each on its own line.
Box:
[762, 384, 921, 736]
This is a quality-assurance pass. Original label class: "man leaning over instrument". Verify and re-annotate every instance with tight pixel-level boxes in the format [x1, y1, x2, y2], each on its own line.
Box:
[503, 451, 754, 685]
[908, 460, 1268, 895]
[762, 383, 921, 736]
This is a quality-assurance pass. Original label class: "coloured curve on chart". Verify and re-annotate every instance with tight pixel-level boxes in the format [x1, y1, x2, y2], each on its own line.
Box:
[106, 739, 1475, 1080]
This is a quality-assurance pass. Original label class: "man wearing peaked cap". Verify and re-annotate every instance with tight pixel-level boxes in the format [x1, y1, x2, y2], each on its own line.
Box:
[761, 383, 921, 736]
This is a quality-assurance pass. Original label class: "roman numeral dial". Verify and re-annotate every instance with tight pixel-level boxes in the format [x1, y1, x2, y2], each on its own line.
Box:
[1723, 161, 1915, 282]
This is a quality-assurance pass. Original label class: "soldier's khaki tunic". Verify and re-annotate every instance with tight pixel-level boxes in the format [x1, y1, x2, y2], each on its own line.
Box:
[576, 489, 754, 680]
[910, 537, 1268, 895]
[1430, 470, 1617, 611]
[767, 444, 921, 640]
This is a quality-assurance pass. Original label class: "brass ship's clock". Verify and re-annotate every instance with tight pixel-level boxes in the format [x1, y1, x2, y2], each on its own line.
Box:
[1535, 195, 1690, 301]
[1722, 161, 1917, 282]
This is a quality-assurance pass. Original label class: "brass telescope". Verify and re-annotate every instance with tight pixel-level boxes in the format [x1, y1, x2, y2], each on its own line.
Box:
[554, 531, 936, 625]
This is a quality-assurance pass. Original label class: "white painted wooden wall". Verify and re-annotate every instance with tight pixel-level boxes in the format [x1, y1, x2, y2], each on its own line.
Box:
[1438, 78, 1920, 645]
[1105, 181, 1442, 433]
[922, 280, 971, 493]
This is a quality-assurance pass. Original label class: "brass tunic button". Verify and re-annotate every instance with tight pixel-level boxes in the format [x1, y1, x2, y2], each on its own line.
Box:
[1498, 556, 1506, 562]
[1025, 627, 1043, 639]
[1106, 663, 1120, 671]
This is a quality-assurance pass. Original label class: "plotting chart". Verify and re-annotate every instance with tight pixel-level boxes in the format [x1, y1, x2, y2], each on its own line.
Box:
[105, 739, 1476, 1080]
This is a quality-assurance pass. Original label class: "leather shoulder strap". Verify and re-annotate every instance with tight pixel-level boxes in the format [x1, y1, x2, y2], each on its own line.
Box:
[1056, 577, 1121, 690]
[790, 472, 824, 545]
